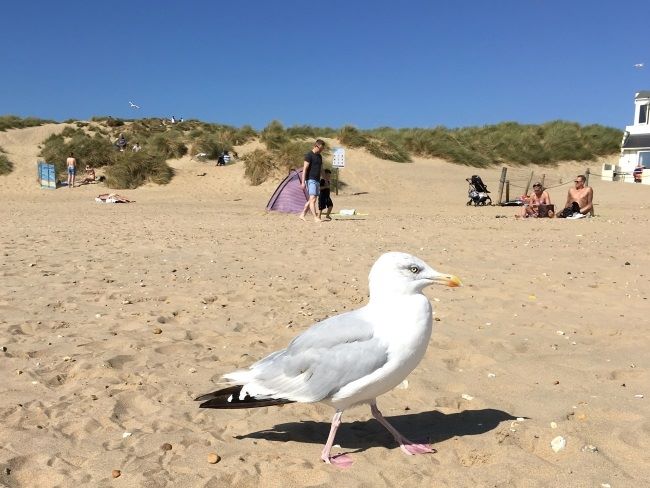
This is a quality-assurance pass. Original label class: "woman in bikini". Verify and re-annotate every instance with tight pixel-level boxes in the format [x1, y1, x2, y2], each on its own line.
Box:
[520, 182, 551, 218]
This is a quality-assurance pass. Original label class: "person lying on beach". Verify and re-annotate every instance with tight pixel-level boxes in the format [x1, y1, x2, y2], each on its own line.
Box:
[95, 193, 132, 203]
[519, 182, 551, 218]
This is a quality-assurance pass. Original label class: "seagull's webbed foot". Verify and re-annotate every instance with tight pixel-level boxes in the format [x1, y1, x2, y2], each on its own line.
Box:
[322, 452, 354, 468]
[370, 403, 435, 456]
[398, 439, 435, 456]
[320, 410, 354, 468]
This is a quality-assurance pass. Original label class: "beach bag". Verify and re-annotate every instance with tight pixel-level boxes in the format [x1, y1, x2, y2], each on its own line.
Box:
[558, 202, 579, 218]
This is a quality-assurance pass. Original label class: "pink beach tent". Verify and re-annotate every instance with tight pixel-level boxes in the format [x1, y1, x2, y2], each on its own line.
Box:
[266, 169, 308, 213]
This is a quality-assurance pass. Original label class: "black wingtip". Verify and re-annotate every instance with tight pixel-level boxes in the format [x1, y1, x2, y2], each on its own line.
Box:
[195, 385, 294, 409]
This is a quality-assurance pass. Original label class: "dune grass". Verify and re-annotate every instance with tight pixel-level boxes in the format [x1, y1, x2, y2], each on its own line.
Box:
[0, 115, 55, 132]
[35, 116, 621, 187]
[0, 147, 13, 175]
[40, 130, 174, 189]
[242, 141, 316, 186]
[104, 151, 174, 189]
[382, 121, 621, 167]
[243, 149, 274, 186]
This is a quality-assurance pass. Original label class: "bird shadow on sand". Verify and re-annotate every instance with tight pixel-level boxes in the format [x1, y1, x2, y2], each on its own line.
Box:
[235, 408, 519, 453]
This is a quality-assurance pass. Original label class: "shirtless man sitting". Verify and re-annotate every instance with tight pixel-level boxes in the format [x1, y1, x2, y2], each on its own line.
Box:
[558, 174, 593, 218]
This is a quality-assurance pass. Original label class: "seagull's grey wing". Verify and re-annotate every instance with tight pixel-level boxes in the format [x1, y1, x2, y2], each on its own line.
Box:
[285, 307, 375, 352]
[225, 309, 388, 402]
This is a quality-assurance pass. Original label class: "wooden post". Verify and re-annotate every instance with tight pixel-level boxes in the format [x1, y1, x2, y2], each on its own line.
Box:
[524, 170, 534, 196]
[541, 173, 546, 187]
[497, 167, 507, 205]
[505, 180, 510, 203]
[584, 168, 590, 186]
[334, 168, 339, 195]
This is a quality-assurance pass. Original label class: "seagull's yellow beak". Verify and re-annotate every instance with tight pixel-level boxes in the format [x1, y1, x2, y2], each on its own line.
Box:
[433, 274, 462, 287]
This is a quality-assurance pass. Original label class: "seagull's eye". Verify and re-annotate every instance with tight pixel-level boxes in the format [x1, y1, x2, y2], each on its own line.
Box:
[409, 265, 420, 274]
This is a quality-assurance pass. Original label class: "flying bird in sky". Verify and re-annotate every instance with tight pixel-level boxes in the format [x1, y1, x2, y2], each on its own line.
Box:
[196, 252, 462, 468]
[634, 63, 644, 69]
[128, 101, 140, 109]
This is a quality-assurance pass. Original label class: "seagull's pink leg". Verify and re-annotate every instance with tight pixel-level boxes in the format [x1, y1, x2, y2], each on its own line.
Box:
[321, 411, 353, 468]
[370, 403, 435, 455]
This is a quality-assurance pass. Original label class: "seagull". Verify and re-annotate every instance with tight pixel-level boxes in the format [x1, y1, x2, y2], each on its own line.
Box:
[634, 63, 644, 69]
[128, 101, 140, 109]
[196, 252, 462, 468]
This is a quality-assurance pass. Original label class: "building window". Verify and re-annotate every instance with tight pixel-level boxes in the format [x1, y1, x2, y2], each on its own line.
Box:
[640, 151, 650, 168]
[640, 104, 649, 124]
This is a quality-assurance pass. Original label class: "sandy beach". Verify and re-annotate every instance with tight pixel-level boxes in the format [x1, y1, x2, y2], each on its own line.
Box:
[1, 124, 649, 487]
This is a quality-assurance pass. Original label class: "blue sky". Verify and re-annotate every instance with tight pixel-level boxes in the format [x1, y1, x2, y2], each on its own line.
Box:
[1, 1, 648, 130]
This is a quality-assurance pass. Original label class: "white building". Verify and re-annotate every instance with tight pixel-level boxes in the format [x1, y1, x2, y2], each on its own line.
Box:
[602, 91, 649, 184]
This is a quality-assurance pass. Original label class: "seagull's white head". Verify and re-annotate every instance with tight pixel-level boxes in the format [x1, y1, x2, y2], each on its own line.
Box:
[368, 252, 461, 298]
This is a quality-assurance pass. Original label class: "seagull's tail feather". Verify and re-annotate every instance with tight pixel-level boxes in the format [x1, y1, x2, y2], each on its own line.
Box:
[195, 385, 294, 409]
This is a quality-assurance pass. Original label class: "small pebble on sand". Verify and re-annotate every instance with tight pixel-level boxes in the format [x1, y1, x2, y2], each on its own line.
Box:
[207, 452, 221, 464]
[461, 394, 474, 401]
[551, 436, 566, 452]
[112, 469, 121, 478]
[157, 316, 166, 324]
[550, 422, 558, 429]
[161, 443, 172, 451]
[153, 328, 162, 334]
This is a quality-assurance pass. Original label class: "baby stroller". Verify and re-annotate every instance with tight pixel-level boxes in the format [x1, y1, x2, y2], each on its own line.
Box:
[466, 175, 492, 206]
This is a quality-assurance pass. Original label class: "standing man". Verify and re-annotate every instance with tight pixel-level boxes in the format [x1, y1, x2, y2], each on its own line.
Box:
[558, 174, 594, 218]
[299, 139, 325, 222]
[66, 152, 77, 189]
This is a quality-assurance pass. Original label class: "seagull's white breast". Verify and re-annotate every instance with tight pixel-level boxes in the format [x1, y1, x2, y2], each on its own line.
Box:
[329, 294, 433, 409]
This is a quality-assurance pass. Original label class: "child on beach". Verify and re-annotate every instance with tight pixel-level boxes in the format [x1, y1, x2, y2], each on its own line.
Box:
[319, 169, 334, 220]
